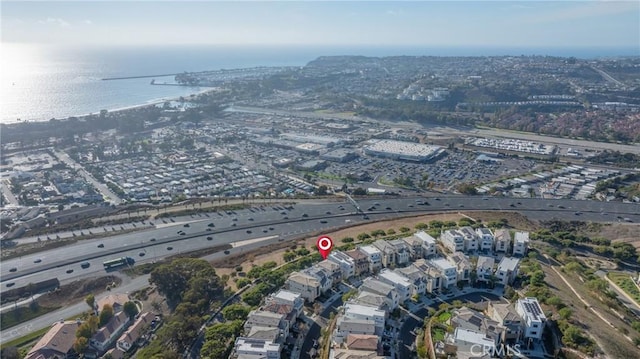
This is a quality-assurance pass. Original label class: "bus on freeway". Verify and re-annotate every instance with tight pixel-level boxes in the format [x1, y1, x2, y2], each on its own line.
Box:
[103, 257, 135, 270]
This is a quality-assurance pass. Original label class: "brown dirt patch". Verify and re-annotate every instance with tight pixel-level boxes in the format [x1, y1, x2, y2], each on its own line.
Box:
[37, 276, 121, 308]
[467, 211, 540, 231]
[596, 224, 640, 248]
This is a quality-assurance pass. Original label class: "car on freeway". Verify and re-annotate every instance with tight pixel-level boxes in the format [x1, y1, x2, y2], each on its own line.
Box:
[302, 213, 309, 218]
[9, 267, 17, 272]
[207, 236, 213, 241]
[183, 223, 190, 227]
[139, 252, 146, 257]
[150, 238, 157, 242]
[320, 220, 328, 224]
[81, 262, 91, 269]
[97, 243, 105, 248]
[34, 258, 42, 263]
[167, 246, 173, 251]
[6, 282, 15, 287]
[66, 269, 74, 274]
[208, 223, 215, 227]
[246, 230, 252, 234]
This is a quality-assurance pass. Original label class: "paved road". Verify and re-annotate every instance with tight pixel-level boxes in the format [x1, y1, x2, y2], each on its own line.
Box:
[3, 196, 639, 289]
[52, 149, 123, 205]
[0, 275, 149, 345]
[0, 179, 20, 207]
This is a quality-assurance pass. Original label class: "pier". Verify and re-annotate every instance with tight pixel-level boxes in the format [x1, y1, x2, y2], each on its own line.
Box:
[101, 73, 179, 81]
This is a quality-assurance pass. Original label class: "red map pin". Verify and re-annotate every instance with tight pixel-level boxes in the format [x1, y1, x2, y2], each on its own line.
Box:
[316, 236, 334, 260]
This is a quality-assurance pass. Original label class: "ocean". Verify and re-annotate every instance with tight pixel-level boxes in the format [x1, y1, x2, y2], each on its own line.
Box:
[1, 43, 637, 124]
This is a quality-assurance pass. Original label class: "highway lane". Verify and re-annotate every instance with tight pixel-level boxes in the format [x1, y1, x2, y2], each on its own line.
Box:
[2, 196, 639, 289]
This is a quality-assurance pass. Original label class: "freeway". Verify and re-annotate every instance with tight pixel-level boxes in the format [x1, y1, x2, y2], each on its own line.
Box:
[2, 196, 639, 290]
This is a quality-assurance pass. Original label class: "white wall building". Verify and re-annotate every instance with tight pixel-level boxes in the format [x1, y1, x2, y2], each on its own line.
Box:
[415, 231, 437, 258]
[494, 229, 511, 253]
[429, 258, 457, 287]
[476, 227, 494, 252]
[513, 232, 530, 256]
[377, 269, 413, 302]
[233, 338, 281, 359]
[496, 257, 520, 286]
[328, 251, 356, 280]
[359, 245, 383, 272]
[440, 229, 465, 252]
[516, 297, 547, 340]
[343, 303, 385, 336]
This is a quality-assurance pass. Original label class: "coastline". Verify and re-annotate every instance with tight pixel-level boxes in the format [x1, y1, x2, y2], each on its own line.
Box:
[1, 87, 215, 126]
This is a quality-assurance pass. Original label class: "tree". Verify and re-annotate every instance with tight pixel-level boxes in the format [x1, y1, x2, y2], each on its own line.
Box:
[73, 337, 89, 355]
[399, 226, 411, 233]
[357, 233, 371, 241]
[85, 294, 96, 314]
[283, 251, 296, 262]
[222, 304, 251, 321]
[558, 307, 573, 320]
[352, 187, 367, 196]
[415, 222, 429, 230]
[124, 301, 139, 320]
[529, 270, 545, 287]
[149, 258, 222, 308]
[99, 304, 114, 327]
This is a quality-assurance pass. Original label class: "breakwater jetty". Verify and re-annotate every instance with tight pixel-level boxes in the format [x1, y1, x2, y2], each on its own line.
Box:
[101, 73, 179, 81]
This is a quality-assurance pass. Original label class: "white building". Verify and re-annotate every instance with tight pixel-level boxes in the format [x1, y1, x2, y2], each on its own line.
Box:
[359, 245, 383, 272]
[372, 240, 397, 267]
[440, 229, 464, 252]
[359, 277, 400, 310]
[343, 303, 386, 336]
[494, 229, 511, 253]
[476, 227, 494, 252]
[328, 251, 356, 280]
[233, 337, 281, 359]
[363, 139, 443, 162]
[286, 271, 324, 302]
[475, 256, 495, 283]
[377, 269, 413, 302]
[429, 258, 457, 287]
[388, 239, 411, 266]
[448, 252, 472, 282]
[516, 297, 547, 340]
[451, 328, 497, 356]
[396, 265, 428, 295]
[415, 231, 437, 258]
[513, 232, 530, 256]
[459, 227, 479, 252]
[496, 257, 520, 285]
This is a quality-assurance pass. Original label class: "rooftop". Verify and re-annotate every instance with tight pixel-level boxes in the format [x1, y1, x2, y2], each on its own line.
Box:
[497, 257, 520, 272]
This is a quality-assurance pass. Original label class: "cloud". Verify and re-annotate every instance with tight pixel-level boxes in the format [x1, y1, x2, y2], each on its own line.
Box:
[82, 19, 93, 25]
[38, 17, 71, 28]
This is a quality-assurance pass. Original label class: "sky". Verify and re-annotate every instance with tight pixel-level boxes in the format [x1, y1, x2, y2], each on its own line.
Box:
[1, 1, 639, 49]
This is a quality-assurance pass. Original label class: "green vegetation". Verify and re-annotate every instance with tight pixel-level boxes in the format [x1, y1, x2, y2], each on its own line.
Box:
[200, 320, 244, 359]
[222, 304, 251, 321]
[432, 327, 446, 342]
[138, 258, 225, 358]
[608, 272, 640, 305]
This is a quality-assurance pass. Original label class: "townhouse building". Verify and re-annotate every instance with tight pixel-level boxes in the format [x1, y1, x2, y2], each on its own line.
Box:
[328, 251, 356, 280]
[346, 249, 370, 276]
[401, 235, 423, 260]
[377, 268, 413, 302]
[494, 229, 511, 253]
[513, 232, 530, 256]
[343, 303, 386, 336]
[372, 240, 397, 267]
[487, 302, 523, 344]
[116, 312, 154, 352]
[476, 227, 495, 252]
[475, 256, 495, 283]
[414, 231, 437, 258]
[516, 297, 546, 340]
[396, 265, 427, 295]
[448, 252, 472, 282]
[459, 226, 479, 252]
[90, 311, 130, 354]
[440, 229, 465, 252]
[232, 338, 281, 359]
[358, 245, 383, 273]
[429, 258, 458, 288]
[359, 277, 399, 310]
[317, 260, 343, 285]
[413, 259, 443, 293]
[496, 257, 520, 286]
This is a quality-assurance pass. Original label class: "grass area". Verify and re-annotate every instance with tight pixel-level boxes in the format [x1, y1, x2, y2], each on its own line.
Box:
[0, 304, 61, 330]
[608, 272, 640, 304]
[432, 327, 445, 342]
[0, 326, 49, 350]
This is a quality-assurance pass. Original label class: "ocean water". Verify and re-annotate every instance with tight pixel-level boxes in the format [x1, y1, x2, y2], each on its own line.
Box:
[1, 43, 637, 124]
